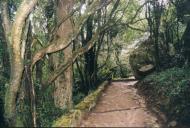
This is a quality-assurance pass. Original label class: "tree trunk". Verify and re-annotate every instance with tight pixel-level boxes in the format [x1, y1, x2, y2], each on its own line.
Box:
[83, 16, 96, 92]
[53, 0, 74, 109]
[3, 0, 37, 126]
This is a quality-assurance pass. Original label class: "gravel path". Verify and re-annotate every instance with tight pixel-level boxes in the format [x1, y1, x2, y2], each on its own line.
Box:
[80, 81, 161, 127]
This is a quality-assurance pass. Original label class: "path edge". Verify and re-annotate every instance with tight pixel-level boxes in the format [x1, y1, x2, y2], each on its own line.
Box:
[52, 81, 109, 127]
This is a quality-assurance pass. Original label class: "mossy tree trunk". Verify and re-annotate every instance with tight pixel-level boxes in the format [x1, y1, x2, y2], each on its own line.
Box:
[53, 0, 74, 109]
[1, 0, 38, 126]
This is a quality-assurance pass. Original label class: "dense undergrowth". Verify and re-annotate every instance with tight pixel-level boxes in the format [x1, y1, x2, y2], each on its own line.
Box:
[35, 86, 65, 127]
[0, 76, 7, 127]
[137, 67, 190, 125]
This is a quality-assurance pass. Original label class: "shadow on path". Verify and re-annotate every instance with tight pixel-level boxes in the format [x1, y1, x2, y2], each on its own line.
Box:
[80, 81, 163, 127]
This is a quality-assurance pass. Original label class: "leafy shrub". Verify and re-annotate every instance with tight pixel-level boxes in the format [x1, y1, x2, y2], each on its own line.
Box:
[73, 91, 85, 105]
[36, 86, 65, 127]
[0, 75, 8, 127]
[138, 67, 190, 124]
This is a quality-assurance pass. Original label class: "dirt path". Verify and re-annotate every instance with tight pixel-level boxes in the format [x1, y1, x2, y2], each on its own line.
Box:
[80, 81, 162, 127]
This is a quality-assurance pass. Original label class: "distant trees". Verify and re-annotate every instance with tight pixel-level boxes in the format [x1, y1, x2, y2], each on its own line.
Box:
[145, 0, 164, 69]
[174, 0, 190, 64]
[144, 0, 190, 68]
[162, 0, 190, 65]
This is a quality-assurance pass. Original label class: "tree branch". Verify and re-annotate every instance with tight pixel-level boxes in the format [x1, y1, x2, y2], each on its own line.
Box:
[31, 0, 112, 69]
[127, 1, 150, 24]
[42, 21, 113, 88]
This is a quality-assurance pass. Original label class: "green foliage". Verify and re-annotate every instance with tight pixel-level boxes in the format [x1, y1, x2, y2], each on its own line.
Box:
[111, 65, 128, 78]
[120, 29, 144, 44]
[99, 66, 112, 79]
[36, 86, 65, 127]
[73, 92, 85, 105]
[160, 3, 185, 51]
[118, 0, 146, 44]
[0, 42, 3, 62]
[0, 75, 8, 126]
[73, 66, 86, 104]
[141, 67, 190, 124]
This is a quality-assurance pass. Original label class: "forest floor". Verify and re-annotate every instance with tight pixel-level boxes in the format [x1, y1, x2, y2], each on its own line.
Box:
[80, 80, 164, 127]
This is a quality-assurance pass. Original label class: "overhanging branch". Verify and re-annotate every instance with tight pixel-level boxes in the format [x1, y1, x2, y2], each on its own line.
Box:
[31, 0, 112, 69]
[42, 21, 113, 88]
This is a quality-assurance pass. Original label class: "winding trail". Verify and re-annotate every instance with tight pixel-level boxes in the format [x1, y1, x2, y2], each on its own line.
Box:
[80, 80, 162, 127]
